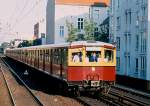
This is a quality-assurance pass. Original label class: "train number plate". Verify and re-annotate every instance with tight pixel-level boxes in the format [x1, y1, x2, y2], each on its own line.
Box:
[91, 81, 99, 87]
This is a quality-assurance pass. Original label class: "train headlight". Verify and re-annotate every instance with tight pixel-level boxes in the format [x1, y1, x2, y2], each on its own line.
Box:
[92, 67, 95, 72]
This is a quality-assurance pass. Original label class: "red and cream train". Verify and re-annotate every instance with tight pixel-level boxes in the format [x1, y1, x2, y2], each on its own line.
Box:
[5, 41, 116, 93]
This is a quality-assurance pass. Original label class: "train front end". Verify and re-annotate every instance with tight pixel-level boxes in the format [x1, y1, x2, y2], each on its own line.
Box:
[67, 41, 116, 93]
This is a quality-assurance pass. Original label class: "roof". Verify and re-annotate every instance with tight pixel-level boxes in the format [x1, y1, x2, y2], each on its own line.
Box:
[55, 0, 109, 6]
[99, 17, 109, 26]
[7, 41, 115, 50]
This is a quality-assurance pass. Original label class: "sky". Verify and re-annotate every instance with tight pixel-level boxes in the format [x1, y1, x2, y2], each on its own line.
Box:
[0, 0, 47, 44]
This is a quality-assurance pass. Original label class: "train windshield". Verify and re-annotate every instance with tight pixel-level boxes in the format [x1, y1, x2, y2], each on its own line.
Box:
[86, 47, 101, 63]
[104, 50, 113, 62]
[72, 52, 82, 62]
[69, 46, 115, 66]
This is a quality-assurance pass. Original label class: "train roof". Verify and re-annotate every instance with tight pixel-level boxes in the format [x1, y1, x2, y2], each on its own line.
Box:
[7, 41, 115, 50]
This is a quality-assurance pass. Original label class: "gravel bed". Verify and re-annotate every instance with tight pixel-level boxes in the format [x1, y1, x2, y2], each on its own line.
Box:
[32, 90, 83, 106]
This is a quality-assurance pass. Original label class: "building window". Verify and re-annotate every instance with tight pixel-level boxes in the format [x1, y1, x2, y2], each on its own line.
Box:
[140, 56, 146, 78]
[135, 58, 138, 73]
[136, 0, 139, 5]
[78, 18, 84, 30]
[128, 56, 130, 70]
[116, 37, 120, 51]
[116, 17, 121, 30]
[125, 10, 128, 25]
[117, 0, 119, 8]
[117, 57, 120, 71]
[140, 32, 147, 53]
[94, 10, 99, 19]
[136, 35, 139, 51]
[129, 9, 132, 24]
[136, 11, 139, 26]
[59, 26, 64, 37]
[142, 6, 146, 21]
[94, 27, 99, 36]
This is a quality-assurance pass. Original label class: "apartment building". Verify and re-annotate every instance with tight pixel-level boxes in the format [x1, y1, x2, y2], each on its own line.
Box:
[46, 0, 109, 44]
[109, 0, 150, 81]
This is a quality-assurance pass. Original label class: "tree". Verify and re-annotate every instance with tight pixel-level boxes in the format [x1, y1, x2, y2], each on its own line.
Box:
[66, 18, 109, 42]
[95, 18, 109, 42]
[18, 40, 31, 47]
[66, 21, 78, 42]
[84, 20, 96, 41]
[66, 19, 96, 42]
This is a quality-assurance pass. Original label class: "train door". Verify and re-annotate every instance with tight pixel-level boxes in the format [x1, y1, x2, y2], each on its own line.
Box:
[60, 48, 68, 79]
[34, 50, 36, 68]
[50, 49, 53, 74]
[39, 49, 43, 70]
[30, 50, 32, 65]
[45, 49, 50, 73]
[37, 50, 40, 69]
[31, 50, 34, 66]
[43, 49, 45, 71]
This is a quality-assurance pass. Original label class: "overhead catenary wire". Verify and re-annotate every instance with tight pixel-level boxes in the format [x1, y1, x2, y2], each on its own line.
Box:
[11, 0, 31, 28]
[11, 0, 43, 29]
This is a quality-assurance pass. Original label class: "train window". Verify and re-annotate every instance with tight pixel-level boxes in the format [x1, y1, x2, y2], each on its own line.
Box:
[54, 49, 60, 64]
[30, 50, 31, 58]
[62, 48, 67, 66]
[72, 52, 82, 62]
[49, 49, 51, 62]
[38, 50, 40, 59]
[58, 49, 62, 64]
[86, 51, 101, 62]
[104, 50, 113, 62]
[53, 49, 55, 63]
[25, 51, 28, 56]
[40, 50, 43, 60]
[45, 49, 49, 62]
[55, 49, 59, 64]
[29, 51, 30, 57]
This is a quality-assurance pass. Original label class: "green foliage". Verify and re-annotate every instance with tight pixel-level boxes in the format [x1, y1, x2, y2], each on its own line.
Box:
[66, 19, 109, 43]
[66, 21, 78, 42]
[18, 40, 31, 47]
[95, 33, 109, 43]
[84, 20, 95, 41]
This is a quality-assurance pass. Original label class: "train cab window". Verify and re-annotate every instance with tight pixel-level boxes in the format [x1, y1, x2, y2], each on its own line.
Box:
[72, 52, 82, 62]
[104, 50, 113, 62]
[86, 51, 101, 62]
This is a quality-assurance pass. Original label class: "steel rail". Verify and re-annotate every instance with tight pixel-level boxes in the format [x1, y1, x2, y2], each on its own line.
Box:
[0, 65, 16, 106]
[98, 94, 121, 106]
[113, 85, 150, 99]
[109, 91, 150, 106]
[1, 57, 43, 106]
[74, 97, 91, 106]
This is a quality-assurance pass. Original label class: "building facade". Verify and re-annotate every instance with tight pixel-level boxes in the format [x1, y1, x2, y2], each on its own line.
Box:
[109, 0, 150, 81]
[46, 0, 109, 44]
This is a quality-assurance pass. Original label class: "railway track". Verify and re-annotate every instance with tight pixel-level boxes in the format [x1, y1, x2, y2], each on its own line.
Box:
[74, 96, 108, 106]
[74, 85, 150, 106]
[110, 85, 150, 106]
[1, 56, 83, 106]
[113, 84, 150, 99]
[0, 57, 43, 106]
[0, 68, 15, 106]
